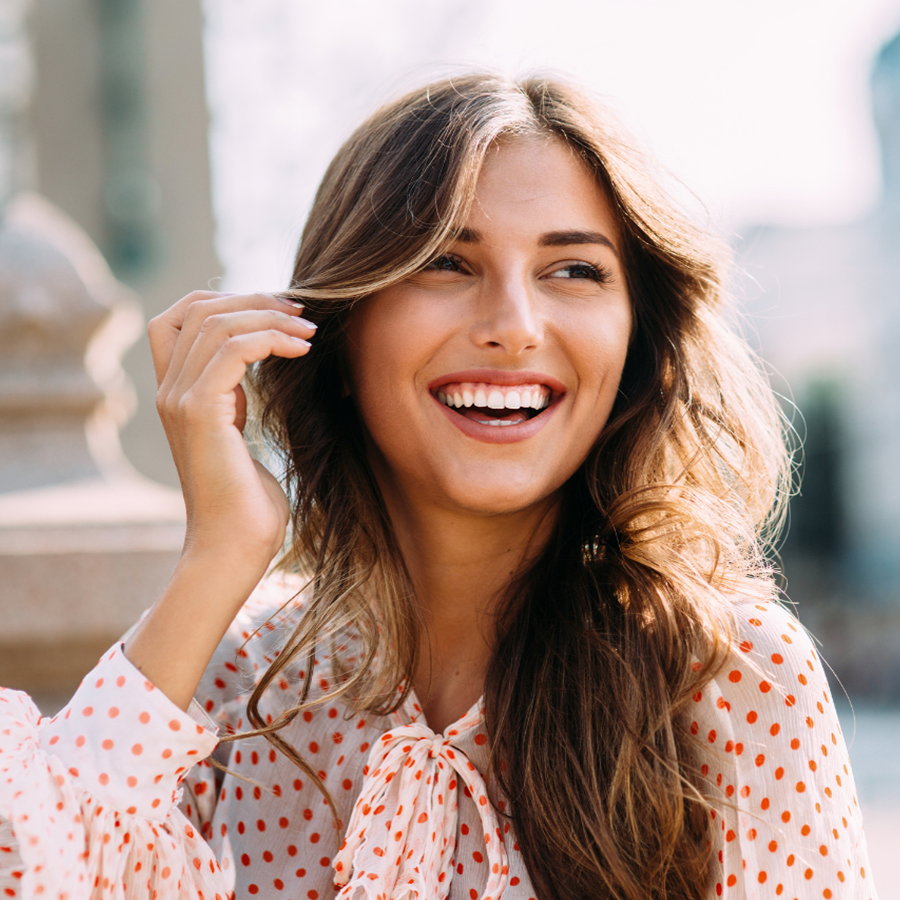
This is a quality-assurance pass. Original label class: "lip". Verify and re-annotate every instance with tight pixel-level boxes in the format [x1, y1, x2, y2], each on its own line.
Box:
[428, 369, 565, 445]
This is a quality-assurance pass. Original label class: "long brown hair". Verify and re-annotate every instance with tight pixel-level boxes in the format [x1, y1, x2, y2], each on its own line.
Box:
[241, 73, 790, 899]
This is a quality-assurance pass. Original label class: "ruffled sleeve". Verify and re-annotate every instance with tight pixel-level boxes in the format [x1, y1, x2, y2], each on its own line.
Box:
[0, 643, 231, 900]
[692, 600, 879, 899]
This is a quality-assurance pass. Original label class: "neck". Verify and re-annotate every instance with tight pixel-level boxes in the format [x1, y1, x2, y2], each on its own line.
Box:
[381, 488, 558, 733]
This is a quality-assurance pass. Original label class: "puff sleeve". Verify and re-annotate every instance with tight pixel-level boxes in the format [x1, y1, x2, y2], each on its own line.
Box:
[0, 643, 231, 900]
[693, 600, 878, 899]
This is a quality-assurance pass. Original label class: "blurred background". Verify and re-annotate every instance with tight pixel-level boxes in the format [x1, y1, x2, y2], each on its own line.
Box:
[1, 0, 898, 892]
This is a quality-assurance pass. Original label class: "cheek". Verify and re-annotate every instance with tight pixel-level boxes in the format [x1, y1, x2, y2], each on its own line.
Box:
[344, 297, 436, 428]
[572, 307, 632, 398]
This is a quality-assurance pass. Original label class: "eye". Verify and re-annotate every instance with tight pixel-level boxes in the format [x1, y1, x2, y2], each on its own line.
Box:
[424, 254, 464, 273]
[547, 262, 614, 284]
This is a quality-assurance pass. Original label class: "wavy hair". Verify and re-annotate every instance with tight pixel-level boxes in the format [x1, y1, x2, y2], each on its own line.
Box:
[239, 73, 790, 900]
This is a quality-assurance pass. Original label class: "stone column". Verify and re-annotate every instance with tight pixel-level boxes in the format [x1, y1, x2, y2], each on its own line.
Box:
[0, 1, 185, 709]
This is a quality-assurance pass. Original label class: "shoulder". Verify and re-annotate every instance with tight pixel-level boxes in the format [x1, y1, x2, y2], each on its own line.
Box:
[691, 598, 829, 739]
[692, 606, 876, 897]
[689, 595, 843, 797]
[723, 597, 820, 697]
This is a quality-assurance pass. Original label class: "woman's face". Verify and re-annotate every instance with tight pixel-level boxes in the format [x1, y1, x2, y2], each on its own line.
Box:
[344, 135, 632, 520]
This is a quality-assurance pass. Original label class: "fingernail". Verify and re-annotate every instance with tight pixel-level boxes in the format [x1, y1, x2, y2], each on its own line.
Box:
[298, 318, 317, 330]
[291, 336, 311, 347]
[275, 294, 304, 309]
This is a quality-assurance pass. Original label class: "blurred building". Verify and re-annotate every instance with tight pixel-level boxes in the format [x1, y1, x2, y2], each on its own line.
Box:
[0, 0, 219, 705]
[27, 0, 220, 487]
[736, 28, 900, 699]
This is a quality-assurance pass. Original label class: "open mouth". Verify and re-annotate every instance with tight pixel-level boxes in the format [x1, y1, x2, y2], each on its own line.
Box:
[433, 382, 553, 427]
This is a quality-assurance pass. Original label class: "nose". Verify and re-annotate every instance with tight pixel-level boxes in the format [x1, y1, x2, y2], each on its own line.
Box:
[469, 272, 543, 356]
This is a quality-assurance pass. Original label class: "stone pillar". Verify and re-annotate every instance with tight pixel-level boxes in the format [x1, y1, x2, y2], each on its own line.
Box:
[0, 194, 186, 706]
[0, 2, 185, 708]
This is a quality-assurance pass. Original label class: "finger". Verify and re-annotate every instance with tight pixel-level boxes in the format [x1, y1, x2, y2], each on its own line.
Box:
[163, 308, 316, 400]
[148, 291, 228, 386]
[149, 291, 306, 387]
[171, 330, 311, 429]
[165, 293, 310, 388]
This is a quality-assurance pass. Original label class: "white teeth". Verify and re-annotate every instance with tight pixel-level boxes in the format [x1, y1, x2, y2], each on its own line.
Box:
[437, 384, 552, 412]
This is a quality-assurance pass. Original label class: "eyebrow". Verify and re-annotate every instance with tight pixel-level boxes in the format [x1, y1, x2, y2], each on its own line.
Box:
[451, 227, 619, 258]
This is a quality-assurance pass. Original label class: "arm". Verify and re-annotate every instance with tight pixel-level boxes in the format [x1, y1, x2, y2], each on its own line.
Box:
[0, 290, 316, 898]
[692, 600, 878, 899]
[125, 290, 316, 710]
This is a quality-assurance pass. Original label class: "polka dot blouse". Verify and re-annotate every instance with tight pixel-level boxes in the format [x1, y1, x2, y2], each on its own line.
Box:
[0, 576, 878, 899]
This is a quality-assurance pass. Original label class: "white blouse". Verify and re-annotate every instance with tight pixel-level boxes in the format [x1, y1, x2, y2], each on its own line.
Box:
[0, 575, 878, 899]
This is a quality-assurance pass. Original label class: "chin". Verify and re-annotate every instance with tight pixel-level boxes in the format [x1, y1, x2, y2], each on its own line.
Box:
[436, 473, 562, 518]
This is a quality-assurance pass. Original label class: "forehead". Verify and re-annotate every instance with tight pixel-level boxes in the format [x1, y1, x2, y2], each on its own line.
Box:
[464, 135, 620, 248]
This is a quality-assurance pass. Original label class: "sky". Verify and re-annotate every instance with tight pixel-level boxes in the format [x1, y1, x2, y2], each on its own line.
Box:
[202, 0, 900, 291]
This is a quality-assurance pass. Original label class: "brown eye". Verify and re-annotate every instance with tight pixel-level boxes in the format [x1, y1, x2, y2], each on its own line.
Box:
[548, 263, 613, 284]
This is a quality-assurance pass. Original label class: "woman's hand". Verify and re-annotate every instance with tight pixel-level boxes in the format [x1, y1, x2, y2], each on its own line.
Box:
[124, 290, 316, 710]
[150, 290, 316, 565]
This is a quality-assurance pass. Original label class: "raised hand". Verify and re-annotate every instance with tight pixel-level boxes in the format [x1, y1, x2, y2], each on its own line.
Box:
[125, 290, 316, 709]
[149, 290, 316, 564]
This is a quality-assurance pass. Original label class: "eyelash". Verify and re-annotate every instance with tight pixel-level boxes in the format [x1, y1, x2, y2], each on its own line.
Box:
[425, 254, 464, 272]
[553, 262, 614, 284]
[424, 255, 615, 285]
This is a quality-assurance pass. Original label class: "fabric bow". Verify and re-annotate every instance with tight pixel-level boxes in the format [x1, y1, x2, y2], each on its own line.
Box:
[332, 713, 509, 900]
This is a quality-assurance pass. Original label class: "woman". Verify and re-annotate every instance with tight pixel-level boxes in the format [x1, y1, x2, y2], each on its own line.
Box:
[0, 73, 877, 900]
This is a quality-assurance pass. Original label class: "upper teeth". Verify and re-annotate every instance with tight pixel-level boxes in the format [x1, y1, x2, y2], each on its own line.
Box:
[435, 383, 550, 411]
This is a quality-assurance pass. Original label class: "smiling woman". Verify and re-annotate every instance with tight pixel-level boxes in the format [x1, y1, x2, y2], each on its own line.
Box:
[0, 74, 878, 900]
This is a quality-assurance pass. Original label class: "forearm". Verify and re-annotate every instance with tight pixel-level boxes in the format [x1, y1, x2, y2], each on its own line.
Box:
[124, 546, 273, 711]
